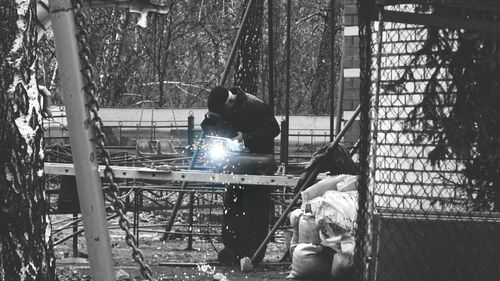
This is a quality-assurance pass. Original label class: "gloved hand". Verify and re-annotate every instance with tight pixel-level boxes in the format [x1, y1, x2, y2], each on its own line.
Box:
[232, 131, 243, 142]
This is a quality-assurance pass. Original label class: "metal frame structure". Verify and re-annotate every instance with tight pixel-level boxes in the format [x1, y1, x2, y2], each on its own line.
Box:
[47, 1, 170, 280]
[42, 1, 358, 279]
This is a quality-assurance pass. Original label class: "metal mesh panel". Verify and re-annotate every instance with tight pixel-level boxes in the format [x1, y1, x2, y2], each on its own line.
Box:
[357, 3, 500, 281]
[373, 7, 466, 211]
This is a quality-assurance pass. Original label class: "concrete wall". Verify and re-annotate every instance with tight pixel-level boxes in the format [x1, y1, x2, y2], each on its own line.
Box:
[48, 106, 356, 133]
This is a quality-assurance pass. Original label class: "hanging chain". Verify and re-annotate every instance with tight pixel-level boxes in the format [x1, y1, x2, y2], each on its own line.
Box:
[71, 1, 153, 279]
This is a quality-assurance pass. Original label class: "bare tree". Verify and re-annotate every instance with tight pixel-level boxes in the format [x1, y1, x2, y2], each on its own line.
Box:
[0, 0, 56, 280]
[310, 0, 343, 115]
[84, 8, 144, 106]
[234, 0, 264, 93]
[139, 0, 205, 108]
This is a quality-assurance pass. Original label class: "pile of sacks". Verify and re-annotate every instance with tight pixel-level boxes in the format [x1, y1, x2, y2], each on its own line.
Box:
[287, 174, 357, 280]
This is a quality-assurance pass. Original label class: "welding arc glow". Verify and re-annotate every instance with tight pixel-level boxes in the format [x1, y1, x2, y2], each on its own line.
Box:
[208, 142, 228, 160]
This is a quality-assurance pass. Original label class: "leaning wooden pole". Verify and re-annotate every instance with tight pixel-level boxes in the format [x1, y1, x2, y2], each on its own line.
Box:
[251, 105, 361, 264]
[50, 0, 115, 279]
[219, 0, 255, 86]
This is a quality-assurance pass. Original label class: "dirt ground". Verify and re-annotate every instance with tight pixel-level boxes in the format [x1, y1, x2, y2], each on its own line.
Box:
[53, 215, 303, 281]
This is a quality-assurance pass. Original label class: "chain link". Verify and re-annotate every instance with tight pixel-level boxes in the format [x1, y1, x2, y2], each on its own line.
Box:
[71, 1, 154, 279]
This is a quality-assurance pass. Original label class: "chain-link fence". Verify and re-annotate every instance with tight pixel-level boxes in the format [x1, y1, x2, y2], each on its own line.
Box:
[356, 3, 500, 281]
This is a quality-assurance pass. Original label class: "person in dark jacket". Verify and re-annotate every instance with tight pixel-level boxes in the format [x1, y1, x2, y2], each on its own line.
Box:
[204, 86, 280, 265]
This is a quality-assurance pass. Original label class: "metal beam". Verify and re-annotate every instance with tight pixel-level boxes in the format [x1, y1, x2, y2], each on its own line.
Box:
[376, 0, 500, 6]
[379, 10, 500, 33]
[44, 163, 300, 187]
[49, 0, 115, 279]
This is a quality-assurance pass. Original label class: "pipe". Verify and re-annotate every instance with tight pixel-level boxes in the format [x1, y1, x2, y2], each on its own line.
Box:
[330, 104, 361, 151]
[334, 0, 345, 137]
[219, 0, 255, 86]
[186, 191, 195, 250]
[52, 215, 84, 234]
[50, 0, 115, 279]
[335, 50, 345, 136]
[53, 214, 120, 247]
[251, 104, 361, 264]
[329, 0, 336, 142]
[54, 228, 85, 247]
[284, 0, 291, 172]
[268, 0, 275, 113]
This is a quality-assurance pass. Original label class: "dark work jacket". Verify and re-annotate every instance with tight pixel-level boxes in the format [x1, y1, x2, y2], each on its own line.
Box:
[228, 88, 280, 154]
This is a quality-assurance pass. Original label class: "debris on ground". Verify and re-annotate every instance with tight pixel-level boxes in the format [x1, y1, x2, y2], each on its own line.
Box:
[213, 272, 229, 281]
[240, 257, 253, 272]
[116, 269, 130, 280]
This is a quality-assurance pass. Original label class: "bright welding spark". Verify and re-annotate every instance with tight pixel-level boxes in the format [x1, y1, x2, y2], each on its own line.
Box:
[208, 142, 227, 161]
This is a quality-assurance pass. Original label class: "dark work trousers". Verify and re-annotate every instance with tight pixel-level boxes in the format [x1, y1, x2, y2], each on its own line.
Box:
[222, 184, 271, 264]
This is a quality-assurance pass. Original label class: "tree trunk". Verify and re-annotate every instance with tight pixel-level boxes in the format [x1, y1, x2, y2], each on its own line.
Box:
[0, 0, 56, 280]
[310, 0, 343, 115]
[234, 0, 264, 94]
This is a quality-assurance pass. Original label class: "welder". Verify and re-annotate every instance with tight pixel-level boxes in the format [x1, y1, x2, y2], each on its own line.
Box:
[201, 86, 280, 265]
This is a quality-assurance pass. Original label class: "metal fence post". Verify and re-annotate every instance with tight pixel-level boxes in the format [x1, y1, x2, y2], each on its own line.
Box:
[187, 113, 194, 155]
[134, 188, 140, 247]
[186, 191, 195, 250]
[49, 0, 115, 280]
[280, 119, 289, 172]
[72, 213, 78, 258]
[119, 121, 123, 146]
